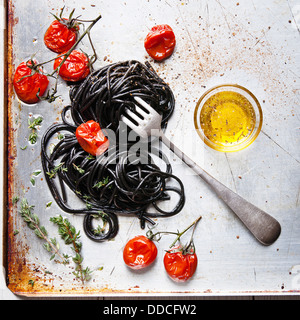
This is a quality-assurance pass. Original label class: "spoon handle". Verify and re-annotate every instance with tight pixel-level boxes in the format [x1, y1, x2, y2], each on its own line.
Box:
[161, 133, 281, 245]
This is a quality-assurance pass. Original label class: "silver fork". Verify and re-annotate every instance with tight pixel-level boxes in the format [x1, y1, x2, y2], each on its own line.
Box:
[122, 97, 281, 245]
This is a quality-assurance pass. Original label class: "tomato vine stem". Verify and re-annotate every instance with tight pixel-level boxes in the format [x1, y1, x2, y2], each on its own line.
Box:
[18, 10, 102, 103]
[146, 215, 202, 252]
[49, 13, 102, 77]
[169, 215, 202, 249]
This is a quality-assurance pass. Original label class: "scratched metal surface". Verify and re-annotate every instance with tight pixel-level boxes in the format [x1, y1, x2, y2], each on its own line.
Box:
[6, 0, 300, 296]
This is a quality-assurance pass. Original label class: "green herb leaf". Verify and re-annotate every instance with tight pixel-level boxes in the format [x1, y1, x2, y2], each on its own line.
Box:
[19, 198, 67, 264]
[28, 116, 43, 145]
[12, 196, 20, 205]
[57, 133, 64, 140]
[46, 162, 66, 179]
[72, 163, 85, 174]
[46, 201, 52, 208]
[50, 215, 92, 283]
[29, 132, 38, 145]
[86, 202, 92, 210]
[86, 154, 95, 160]
[28, 279, 35, 288]
[28, 116, 43, 129]
[93, 176, 109, 189]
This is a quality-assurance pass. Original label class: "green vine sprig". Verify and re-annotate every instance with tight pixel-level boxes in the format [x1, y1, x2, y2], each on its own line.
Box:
[28, 116, 43, 145]
[50, 215, 92, 284]
[19, 198, 69, 264]
[46, 162, 68, 179]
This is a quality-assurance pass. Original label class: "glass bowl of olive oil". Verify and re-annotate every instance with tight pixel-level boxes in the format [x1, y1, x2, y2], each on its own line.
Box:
[194, 84, 263, 152]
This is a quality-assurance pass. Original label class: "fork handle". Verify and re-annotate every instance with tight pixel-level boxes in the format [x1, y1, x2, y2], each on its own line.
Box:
[160, 132, 281, 245]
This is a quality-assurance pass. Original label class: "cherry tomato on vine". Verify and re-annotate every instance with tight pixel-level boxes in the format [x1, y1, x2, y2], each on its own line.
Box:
[44, 18, 79, 53]
[163, 247, 198, 282]
[144, 24, 176, 61]
[54, 50, 90, 82]
[123, 235, 158, 270]
[76, 120, 109, 156]
[13, 60, 49, 104]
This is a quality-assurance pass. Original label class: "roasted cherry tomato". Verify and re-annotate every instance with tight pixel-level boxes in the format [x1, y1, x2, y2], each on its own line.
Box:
[44, 18, 79, 53]
[75, 120, 109, 156]
[163, 248, 197, 282]
[13, 61, 49, 104]
[123, 235, 158, 270]
[144, 24, 176, 61]
[54, 50, 90, 82]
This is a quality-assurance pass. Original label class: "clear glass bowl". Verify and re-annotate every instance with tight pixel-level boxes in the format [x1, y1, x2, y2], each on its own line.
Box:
[194, 84, 263, 152]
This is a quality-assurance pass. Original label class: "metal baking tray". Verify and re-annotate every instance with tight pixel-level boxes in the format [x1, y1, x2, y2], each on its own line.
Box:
[5, 0, 300, 296]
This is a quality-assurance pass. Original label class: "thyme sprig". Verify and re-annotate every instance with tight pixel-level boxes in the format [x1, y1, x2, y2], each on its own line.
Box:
[90, 211, 108, 235]
[28, 116, 43, 144]
[72, 163, 85, 174]
[46, 162, 67, 179]
[93, 176, 109, 189]
[50, 215, 92, 284]
[12, 196, 19, 205]
[19, 198, 68, 263]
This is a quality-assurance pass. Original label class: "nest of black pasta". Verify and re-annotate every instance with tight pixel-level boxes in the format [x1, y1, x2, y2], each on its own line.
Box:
[41, 60, 185, 241]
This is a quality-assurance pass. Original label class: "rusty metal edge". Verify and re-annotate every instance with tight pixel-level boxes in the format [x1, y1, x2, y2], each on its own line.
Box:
[4, 0, 34, 297]
[4, 0, 28, 297]
[4, 0, 16, 295]
[3, 0, 9, 292]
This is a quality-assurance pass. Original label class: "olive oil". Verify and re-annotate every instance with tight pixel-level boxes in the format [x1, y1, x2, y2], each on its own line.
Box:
[199, 91, 256, 148]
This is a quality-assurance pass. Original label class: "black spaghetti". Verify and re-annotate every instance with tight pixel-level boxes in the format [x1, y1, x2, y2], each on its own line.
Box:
[41, 60, 185, 241]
